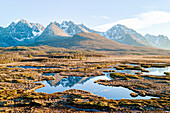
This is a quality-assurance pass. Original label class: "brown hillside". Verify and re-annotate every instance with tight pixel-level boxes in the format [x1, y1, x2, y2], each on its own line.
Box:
[27, 33, 170, 55]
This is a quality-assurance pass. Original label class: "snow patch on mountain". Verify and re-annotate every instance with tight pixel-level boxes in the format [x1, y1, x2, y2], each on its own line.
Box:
[6, 19, 45, 41]
[56, 21, 92, 36]
[14, 36, 34, 42]
[32, 31, 43, 36]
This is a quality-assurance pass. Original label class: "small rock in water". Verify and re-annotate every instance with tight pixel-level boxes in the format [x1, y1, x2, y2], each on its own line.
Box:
[130, 93, 138, 97]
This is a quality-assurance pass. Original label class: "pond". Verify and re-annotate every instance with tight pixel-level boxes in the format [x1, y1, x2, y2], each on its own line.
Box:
[110, 64, 170, 76]
[142, 66, 170, 76]
[35, 73, 155, 100]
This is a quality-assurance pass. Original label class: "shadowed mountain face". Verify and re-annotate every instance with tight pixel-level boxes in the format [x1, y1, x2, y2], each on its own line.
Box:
[0, 27, 18, 47]
[7, 19, 45, 41]
[0, 19, 45, 46]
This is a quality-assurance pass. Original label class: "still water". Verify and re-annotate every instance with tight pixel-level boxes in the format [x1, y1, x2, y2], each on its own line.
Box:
[110, 64, 170, 76]
[35, 73, 155, 100]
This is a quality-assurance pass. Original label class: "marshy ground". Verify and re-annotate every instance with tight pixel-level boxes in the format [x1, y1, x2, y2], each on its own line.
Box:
[0, 46, 169, 112]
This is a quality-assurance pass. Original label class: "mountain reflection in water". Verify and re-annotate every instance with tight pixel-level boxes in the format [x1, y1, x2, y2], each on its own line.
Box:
[36, 73, 155, 100]
[45, 73, 90, 87]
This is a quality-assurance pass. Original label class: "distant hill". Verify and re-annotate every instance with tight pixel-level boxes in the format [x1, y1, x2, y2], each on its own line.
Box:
[25, 32, 170, 55]
[144, 34, 170, 50]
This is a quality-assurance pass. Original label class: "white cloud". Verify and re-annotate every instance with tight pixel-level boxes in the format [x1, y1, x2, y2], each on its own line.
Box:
[101, 16, 111, 19]
[94, 11, 170, 31]
[92, 15, 111, 20]
[92, 15, 98, 18]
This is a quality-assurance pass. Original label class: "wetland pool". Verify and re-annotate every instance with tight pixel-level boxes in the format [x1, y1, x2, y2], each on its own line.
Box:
[111, 64, 170, 76]
[35, 73, 155, 100]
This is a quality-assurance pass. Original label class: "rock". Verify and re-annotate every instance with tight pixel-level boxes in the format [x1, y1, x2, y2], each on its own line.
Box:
[130, 93, 138, 97]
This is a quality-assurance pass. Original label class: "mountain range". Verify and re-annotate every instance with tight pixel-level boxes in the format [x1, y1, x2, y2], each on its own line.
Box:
[0, 19, 169, 52]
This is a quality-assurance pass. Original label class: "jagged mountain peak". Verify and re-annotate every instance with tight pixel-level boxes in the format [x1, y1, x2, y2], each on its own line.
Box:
[157, 35, 169, 40]
[54, 21, 59, 24]
[113, 24, 124, 27]
[30, 23, 45, 31]
[144, 33, 170, 49]
[5, 19, 45, 41]
[15, 19, 45, 31]
[48, 22, 54, 26]
[7, 19, 45, 31]
[7, 22, 16, 29]
[16, 19, 32, 27]
[145, 34, 169, 40]
[56, 20, 90, 36]
[18, 19, 27, 23]
[40, 22, 70, 38]
[53, 21, 61, 27]
[108, 24, 135, 34]
[61, 20, 74, 25]
[106, 24, 150, 47]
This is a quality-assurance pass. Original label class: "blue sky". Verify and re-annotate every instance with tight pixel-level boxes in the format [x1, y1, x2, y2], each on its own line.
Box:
[1, 0, 170, 38]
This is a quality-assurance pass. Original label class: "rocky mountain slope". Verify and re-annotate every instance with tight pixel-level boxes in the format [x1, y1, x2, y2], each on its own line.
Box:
[55, 21, 90, 36]
[144, 34, 170, 50]
[0, 19, 45, 46]
[36, 22, 70, 41]
[7, 19, 45, 41]
[105, 24, 150, 47]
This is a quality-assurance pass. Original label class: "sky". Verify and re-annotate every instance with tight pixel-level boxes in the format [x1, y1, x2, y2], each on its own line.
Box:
[1, 0, 170, 38]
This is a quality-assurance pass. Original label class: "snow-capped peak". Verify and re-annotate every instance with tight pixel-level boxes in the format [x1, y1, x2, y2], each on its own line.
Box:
[6, 19, 45, 41]
[18, 19, 27, 23]
[105, 24, 150, 46]
[56, 21, 92, 36]
[7, 22, 16, 29]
